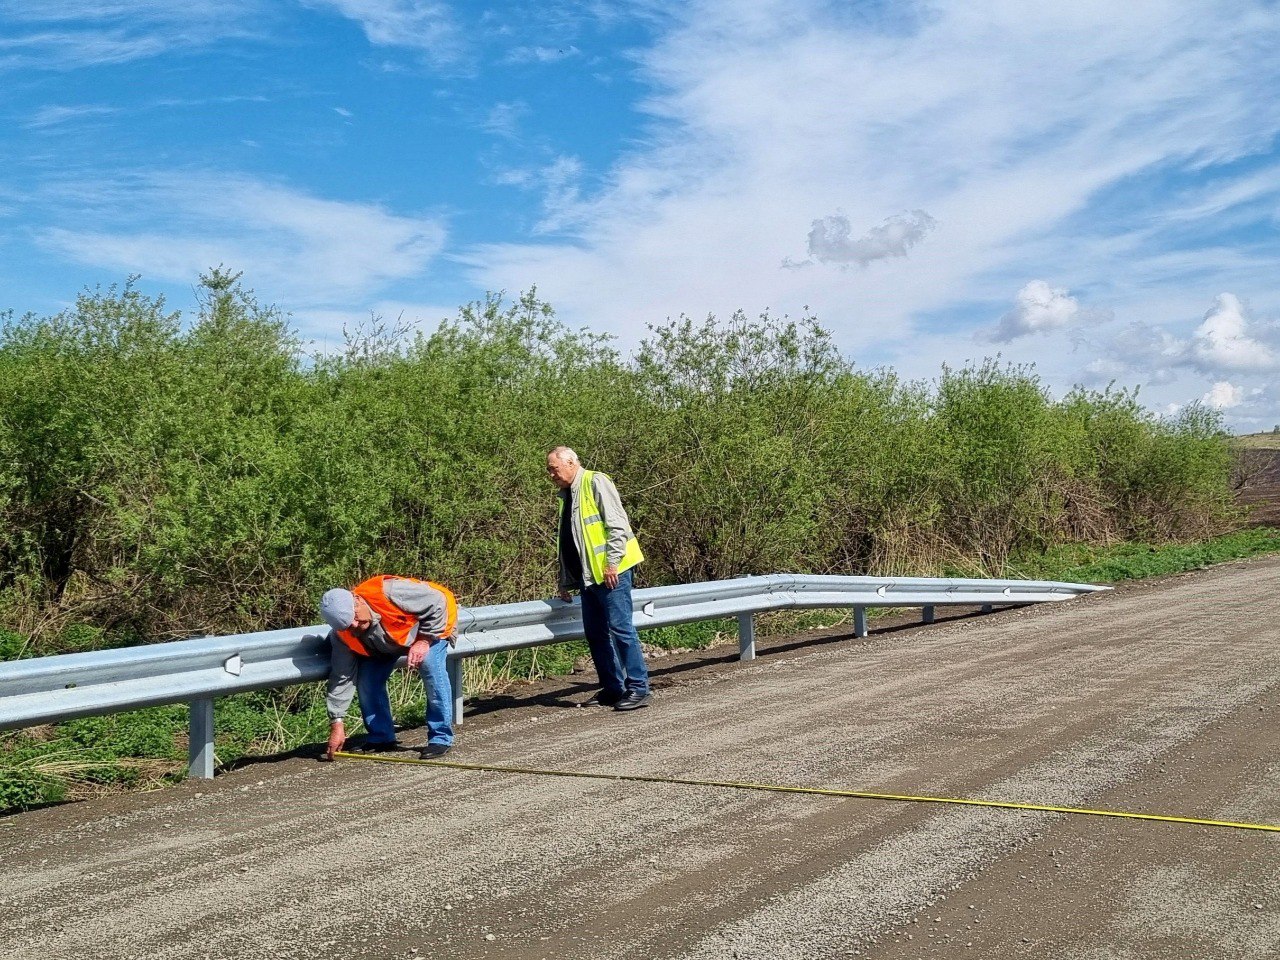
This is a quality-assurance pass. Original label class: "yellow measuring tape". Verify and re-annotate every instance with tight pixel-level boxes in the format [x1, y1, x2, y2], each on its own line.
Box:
[335, 752, 1280, 834]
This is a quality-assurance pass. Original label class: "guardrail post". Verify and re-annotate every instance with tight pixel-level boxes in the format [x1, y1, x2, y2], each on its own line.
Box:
[854, 605, 867, 638]
[737, 612, 756, 662]
[188, 698, 215, 779]
[922, 605, 935, 624]
[981, 603, 993, 614]
[448, 656, 464, 727]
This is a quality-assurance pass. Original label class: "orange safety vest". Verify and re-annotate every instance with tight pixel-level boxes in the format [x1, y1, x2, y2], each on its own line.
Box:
[336, 575, 458, 657]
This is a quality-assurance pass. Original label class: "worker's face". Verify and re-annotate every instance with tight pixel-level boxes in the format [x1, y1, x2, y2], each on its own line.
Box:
[350, 597, 373, 632]
[545, 453, 578, 489]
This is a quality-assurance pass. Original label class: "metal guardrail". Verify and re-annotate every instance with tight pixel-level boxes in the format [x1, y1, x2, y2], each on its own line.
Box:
[0, 574, 1106, 777]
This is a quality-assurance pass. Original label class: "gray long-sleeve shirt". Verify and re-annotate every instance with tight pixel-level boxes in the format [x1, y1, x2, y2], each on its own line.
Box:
[557, 468, 637, 592]
[325, 578, 452, 721]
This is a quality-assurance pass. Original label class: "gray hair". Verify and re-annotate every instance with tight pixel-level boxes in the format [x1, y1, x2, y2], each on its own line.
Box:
[548, 445, 579, 465]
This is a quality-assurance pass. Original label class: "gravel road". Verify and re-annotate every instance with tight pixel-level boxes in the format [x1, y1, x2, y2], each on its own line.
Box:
[3, 557, 1279, 960]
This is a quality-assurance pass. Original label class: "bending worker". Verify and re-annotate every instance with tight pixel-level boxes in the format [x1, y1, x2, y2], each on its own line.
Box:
[318, 575, 458, 759]
[546, 445, 651, 711]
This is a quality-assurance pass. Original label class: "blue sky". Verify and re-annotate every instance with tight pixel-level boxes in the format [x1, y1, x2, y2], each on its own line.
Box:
[4, 0, 1280, 429]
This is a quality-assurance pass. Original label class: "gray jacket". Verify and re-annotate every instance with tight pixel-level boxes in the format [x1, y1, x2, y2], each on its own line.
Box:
[557, 468, 638, 591]
[325, 578, 452, 721]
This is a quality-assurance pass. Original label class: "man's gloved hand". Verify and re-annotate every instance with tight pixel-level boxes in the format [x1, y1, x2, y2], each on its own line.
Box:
[323, 720, 345, 761]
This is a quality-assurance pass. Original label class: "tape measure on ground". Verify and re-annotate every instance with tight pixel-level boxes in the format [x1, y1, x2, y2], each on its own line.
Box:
[333, 752, 1280, 834]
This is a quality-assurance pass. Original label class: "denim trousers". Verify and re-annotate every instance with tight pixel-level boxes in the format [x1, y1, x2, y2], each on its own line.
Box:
[355, 637, 454, 746]
[580, 568, 650, 695]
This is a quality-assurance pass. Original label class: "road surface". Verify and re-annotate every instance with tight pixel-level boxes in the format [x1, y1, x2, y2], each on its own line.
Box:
[3, 557, 1279, 960]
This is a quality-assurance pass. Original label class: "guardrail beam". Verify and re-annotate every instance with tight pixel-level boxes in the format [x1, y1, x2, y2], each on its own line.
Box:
[0, 575, 1110, 770]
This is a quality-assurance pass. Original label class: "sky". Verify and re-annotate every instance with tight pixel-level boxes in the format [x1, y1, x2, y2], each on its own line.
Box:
[3, 0, 1280, 430]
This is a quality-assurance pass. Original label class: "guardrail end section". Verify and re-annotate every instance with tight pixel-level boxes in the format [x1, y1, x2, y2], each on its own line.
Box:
[188, 698, 215, 780]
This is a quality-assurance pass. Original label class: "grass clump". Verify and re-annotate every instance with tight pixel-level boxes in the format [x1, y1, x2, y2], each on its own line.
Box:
[1010, 527, 1280, 584]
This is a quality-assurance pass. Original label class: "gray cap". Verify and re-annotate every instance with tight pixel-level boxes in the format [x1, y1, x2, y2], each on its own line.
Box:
[319, 588, 356, 631]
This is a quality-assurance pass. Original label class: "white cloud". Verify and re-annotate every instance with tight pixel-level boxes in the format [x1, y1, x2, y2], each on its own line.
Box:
[1082, 291, 1280, 379]
[494, 156, 587, 232]
[1202, 381, 1244, 409]
[1213, 384, 1279, 430]
[482, 101, 528, 139]
[5, 1, 238, 18]
[24, 104, 120, 128]
[785, 210, 937, 269]
[505, 44, 583, 64]
[987, 280, 1103, 343]
[1098, 320, 1184, 383]
[1188, 293, 1277, 373]
[0, 1, 262, 69]
[37, 173, 447, 305]
[26, 95, 269, 130]
[303, 0, 464, 65]
[1, 0, 467, 70]
[0, 28, 174, 69]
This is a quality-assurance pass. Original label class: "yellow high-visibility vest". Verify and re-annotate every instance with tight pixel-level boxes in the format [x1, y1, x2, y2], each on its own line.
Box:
[561, 470, 643, 585]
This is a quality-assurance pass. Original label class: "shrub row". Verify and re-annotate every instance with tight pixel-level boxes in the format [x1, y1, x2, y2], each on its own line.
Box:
[0, 271, 1238, 656]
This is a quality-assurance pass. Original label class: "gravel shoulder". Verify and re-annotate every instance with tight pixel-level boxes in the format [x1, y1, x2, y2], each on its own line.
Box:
[2, 557, 1279, 960]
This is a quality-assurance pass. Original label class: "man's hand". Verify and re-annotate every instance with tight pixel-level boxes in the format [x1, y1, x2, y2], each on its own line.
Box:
[406, 638, 429, 670]
[557, 588, 573, 603]
[604, 564, 619, 589]
[324, 720, 345, 761]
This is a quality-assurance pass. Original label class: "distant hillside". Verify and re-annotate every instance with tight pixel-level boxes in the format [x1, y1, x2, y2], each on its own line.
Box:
[1234, 431, 1280, 450]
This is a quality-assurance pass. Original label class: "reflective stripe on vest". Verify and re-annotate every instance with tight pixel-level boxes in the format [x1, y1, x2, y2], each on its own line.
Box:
[337, 575, 458, 657]
[575, 470, 643, 585]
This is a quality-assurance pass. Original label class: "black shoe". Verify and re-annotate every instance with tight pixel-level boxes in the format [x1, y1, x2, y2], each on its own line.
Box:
[613, 690, 651, 711]
[419, 743, 452, 759]
[354, 739, 403, 753]
[585, 689, 624, 707]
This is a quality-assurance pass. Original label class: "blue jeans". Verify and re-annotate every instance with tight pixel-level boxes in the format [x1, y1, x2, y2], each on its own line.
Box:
[580, 568, 649, 695]
[355, 638, 454, 746]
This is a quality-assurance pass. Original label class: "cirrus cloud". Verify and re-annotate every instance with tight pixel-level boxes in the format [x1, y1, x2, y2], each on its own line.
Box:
[36, 172, 447, 306]
[302, 0, 465, 66]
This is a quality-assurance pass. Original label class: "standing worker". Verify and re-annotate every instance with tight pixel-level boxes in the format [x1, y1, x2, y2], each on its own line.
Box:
[546, 445, 651, 711]
[318, 575, 459, 759]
